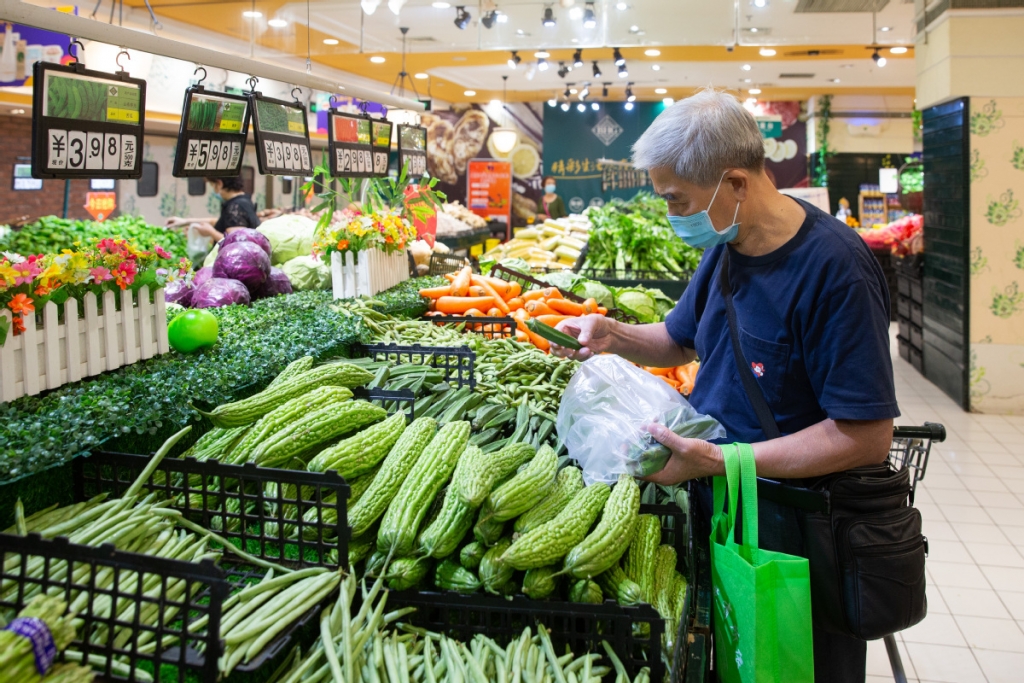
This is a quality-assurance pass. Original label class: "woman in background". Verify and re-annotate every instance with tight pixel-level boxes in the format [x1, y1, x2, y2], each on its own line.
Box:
[541, 176, 567, 219]
[165, 176, 260, 242]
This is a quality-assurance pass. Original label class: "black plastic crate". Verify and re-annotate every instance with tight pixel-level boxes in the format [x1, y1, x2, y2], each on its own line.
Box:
[0, 532, 226, 683]
[577, 268, 692, 301]
[490, 264, 640, 324]
[428, 252, 476, 276]
[425, 315, 518, 340]
[354, 342, 477, 390]
[353, 387, 417, 421]
[74, 452, 350, 570]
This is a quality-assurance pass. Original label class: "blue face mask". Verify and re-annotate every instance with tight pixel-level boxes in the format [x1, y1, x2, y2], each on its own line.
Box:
[667, 174, 741, 249]
[545, 184, 557, 194]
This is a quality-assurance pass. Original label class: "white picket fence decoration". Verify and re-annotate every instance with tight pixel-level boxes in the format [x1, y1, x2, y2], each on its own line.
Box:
[331, 249, 409, 300]
[0, 286, 169, 403]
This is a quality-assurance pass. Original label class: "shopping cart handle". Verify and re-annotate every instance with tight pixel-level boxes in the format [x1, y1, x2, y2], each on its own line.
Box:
[892, 422, 946, 443]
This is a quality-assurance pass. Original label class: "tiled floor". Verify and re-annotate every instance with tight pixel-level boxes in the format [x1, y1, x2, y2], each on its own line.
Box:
[867, 330, 1024, 682]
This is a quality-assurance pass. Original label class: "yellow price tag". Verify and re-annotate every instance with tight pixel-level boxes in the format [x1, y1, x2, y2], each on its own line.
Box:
[485, 238, 501, 252]
[220, 119, 242, 132]
[470, 243, 484, 257]
[288, 121, 305, 133]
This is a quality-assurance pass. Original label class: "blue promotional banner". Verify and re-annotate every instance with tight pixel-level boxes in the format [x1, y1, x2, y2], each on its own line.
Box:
[0, 19, 71, 87]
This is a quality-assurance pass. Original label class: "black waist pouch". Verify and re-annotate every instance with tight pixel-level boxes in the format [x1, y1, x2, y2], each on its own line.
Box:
[799, 465, 928, 640]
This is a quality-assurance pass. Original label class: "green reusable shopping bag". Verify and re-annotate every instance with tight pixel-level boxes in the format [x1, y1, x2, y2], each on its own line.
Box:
[710, 443, 814, 683]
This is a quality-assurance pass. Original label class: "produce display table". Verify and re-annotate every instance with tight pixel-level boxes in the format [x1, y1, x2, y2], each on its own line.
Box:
[436, 225, 494, 257]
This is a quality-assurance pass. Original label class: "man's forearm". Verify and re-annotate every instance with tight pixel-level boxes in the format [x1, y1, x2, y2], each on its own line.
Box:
[749, 418, 893, 479]
[607, 321, 696, 367]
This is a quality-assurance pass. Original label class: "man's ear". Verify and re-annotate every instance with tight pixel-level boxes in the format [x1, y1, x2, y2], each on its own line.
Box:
[726, 170, 752, 202]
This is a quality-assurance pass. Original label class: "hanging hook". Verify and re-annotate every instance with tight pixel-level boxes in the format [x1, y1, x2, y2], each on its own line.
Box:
[68, 39, 85, 65]
[247, 76, 259, 92]
[193, 66, 207, 87]
[291, 87, 302, 104]
[379, 105, 388, 119]
[116, 49, 131, 72]
[329, 95, 341, 110]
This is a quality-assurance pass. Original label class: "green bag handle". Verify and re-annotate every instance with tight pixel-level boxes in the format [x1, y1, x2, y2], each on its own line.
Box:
[713, 443, 760, 550]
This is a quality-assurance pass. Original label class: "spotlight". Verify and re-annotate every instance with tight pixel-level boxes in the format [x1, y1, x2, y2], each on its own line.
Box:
[624, 101, 634, 110]
[481, 10, 496, 28]
[602, 83, 609, 97]
[242, 9, 262, 17]
[564, 86, 571, 98]
[579, 86, 589, 100]
[890, 46, 908, 54]
[644, 49, 660, 57]
[569, 6, 583, 20]
[360, 0, 380, 13]
[749, 88, 761, 95]
[542, 7, 556, 27]
[537, 58, 549, 71]
[432, 1, 450, 6]
[753, 0, 767, 7]
[654, 88, 667, 94]
[591, 102, 600, 111]
[557, 63, 570, 78]
[508, 51, 521, 69]
[496, 10, 509, 23]
[880, 26, 892, 32]
[561, 101, 570, 111]
[759, 48, 776, 57]
[651, 64, 661, 71]
[741, 64, 752, 71]
[625, 83, 636, 102]
[613, 48, 625, 66]
[616, 1, 627, 9]
[618, 63, 628, 78]
[454, 6, 471, 29]
[548, 98, 557, 107]
[577, 103, 586, 112]
[573, 49, 584, 68]
[663, 97, 674, 106]
[592, 61, 602, 78]
[583, 2, 596, 28]
[872, 49, 887, 67]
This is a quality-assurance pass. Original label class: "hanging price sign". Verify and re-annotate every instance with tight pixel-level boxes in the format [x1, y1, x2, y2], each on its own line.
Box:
[32, 60, 146, 179]
[173, 86, 251, 178]
[397, 124, 427, 178]
[371, 119, 392, 176]
[250, 92, 312, 176]
[328, 110, 374, 178]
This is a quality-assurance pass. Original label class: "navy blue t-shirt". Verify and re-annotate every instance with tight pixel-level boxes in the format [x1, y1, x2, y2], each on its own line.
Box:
[664, 197, 900, 444]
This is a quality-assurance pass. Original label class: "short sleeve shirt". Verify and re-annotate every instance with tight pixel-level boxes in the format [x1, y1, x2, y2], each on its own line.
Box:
[664, 197, 900, 443]
[214, 195, 260, 235]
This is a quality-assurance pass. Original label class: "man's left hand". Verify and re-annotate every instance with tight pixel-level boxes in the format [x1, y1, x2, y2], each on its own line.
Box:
[642, 424, 725, 485]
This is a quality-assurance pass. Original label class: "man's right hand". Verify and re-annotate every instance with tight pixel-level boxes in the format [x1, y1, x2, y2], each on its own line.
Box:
[553, 315, 618, 361]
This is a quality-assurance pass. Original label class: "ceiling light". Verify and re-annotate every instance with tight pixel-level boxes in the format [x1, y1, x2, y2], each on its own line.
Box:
[481, 10, 497, 28]
[749, 27, 758, 33]
[508, 51, 521, 68]
[11, 108, 25, 114]
[616, 1, 627, 9]
[569, 6, 583, 20]
[432, 1, 450, 6]
[454, 6, 471, 29]
[516, 28, 524, 35]
[370, 56, 386, 63]
[242, 10, 262, 18]
[557, 63, 570, 78]
[361, 0, 380, 13]
[267, 18, 287, 27]
[629, 25, 639, 33]
[613, 48, 625, 66]
[890, 46, 908, 54]
[492, 126, 518, 153]
[625, 83, 635, 101]
[745, 97, 757, 107]
[561, 102, 570, 111]
[464, 90, 476, 96]
[651, 64, 660, 71]
[663, 97, 674, 106]
[537, 58, 549, 71]
[749, 87, 761, 94]
[741, 64, 752, 71]
[880, 26, 892, 32]
[602, 83, 609, 97]
[542, 7, 556, 27]
[624, 101, 634, 110]
[582, 3, 597, 28]
[387, 0, 406, 14]
[591, 102, 600, 110]
[577, 103, 586, 112]
[644, 49, 660, 57]
[579, 86, 589, 100]
[830, 78, 840, 83]
[569, 88, 577, 94]
[618, 63, 628, 78]
[490, 98, 502, 107]
[496, 10, 508, 23]
[534, 51, 550, 58]
[548, 98, 557, 107]
[753, 0, 767, 7]
[414, 72, 429, 79]
[573, 49, 584, 68]
[592, 61, 602, 78]
[743, 78, 752, 83]
[323, 38, 340, 45]
[654, 87, 667, 94]
[759, 48, 776, 57]
[872, 49, 886, 67]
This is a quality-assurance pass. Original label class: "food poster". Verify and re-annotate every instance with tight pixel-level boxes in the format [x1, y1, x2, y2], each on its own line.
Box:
[467, 159, 512, 228]
[0, 21, 70, 87]
[967, 97, 1024, 413]
[421, 102, 543, 228]
[750, 101, 808, 189]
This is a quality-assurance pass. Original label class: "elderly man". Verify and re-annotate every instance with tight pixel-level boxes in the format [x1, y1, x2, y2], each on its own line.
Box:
[555, 89, 899, 682]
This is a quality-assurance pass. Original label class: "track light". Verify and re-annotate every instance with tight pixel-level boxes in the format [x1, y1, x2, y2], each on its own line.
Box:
[602, 83, 609, 97]
[592, 102, 600, 110]
[592, 61, 602, 78]
[579, 86, 589, 100]
[624, 101, 634, 110]
[361, 0, 380, 14]
[577, 103, 586, 112]
[481, 10, 496, 28]
[508, 51, 521, 69]
[454, 6, 471, 29]
[388, 0, 406, 15]
[542, 7, 556, 27]
[564, 86, 571, 98]
[548, 98, 557, 107]
[625, 83, 636, 102]
[613, 48, 625, 66]
[496, 9, 508, 23]
[583, 2, 596, 28]
[558, 63, 570, 78]
[618, 63, 628, 78]
[569, 5, 583, 20]
[872, 49, 886, 67]
[537, 58, 549, 71]
[571, 49, 583, 69]
[561, 101, 570, 111]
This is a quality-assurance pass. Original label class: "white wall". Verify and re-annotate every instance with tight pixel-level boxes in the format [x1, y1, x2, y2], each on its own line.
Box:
[808, 94, 917, 155]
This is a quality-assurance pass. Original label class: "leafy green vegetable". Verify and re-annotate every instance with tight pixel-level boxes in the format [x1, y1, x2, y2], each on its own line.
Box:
[539, 271, 585, 292]
[647, 287, 676, 320]
[497, 257, 531, 274]
[614, 288, 659, 324]
[572, 281, 615, 309]
[0, 215, 188, 260]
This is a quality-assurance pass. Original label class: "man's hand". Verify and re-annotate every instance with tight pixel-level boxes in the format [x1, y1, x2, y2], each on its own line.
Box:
[642, 424, 724, 485]
[165, 216, 186, 228]
[552, 315, 618, 360]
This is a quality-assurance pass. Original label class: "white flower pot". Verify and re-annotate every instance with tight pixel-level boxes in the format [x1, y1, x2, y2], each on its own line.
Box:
[331, 249, 409, 300]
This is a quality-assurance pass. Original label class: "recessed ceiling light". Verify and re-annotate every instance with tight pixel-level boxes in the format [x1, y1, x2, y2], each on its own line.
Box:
[759, 48, 776, 57]
[577, 103, 586, 112]
[268, 18, 287, 27]
[490, 99, 502, 107]
[591, 102, 600, 110]
[663, 97, 674, 106]
[743, 78, 752, 83]
[414, 72, 429, 79]
[516, 28, 524, 35]
[323, 38, 340, 45]
[890, 46, 908, 54]
[750, 27, 758, 32]
[830, 78, 841, 83]
[752, 0, 767, 7]
[548, 98, 557, 107]
[464, 90, 476, 96]
[652, 64, 661, 71]
[242, 10, 262, 18]
[629, 25, 639, 33]
[655, 88, 667, 94]
[880, 26, 892, 32]
[644, 49, 660, 57]
[571, 38, 579, 43]
[569, 6, 583, 20]
[534, 51, 550, 58]
[569, 88, 578, 94]
[741, 64, 752, 71]
[749, 88, 762, 94]
[616, 1, 627, 9]
[11, 108, 25, 114]
[432, 1, 450, 7]
[370, 56, 386, 63]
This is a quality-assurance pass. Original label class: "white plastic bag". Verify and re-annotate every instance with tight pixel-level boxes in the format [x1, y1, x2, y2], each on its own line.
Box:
[186, 224, 213, 265]
[556, 354, 726, 485]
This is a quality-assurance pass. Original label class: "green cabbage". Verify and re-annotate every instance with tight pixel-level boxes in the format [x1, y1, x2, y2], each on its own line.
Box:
[257, 215, 317, 265]
[541, 271, 586, 292]
[280, 254, 331, 291]
[647, 288, 676, 321]
[614, 288, 659, 323]
[497, 257, 531, 275]
[572, 281, 615, 309]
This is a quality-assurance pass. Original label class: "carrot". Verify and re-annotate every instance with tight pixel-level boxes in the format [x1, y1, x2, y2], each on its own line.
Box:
[582, 298, 600, 315]
[419, 285, 452, 299]
[470, 274, 511, 315]
[435, 296, 496, 314]
[525, 300, 557, 316]
[541, 287, 563, 300]
[506, 297, 525, 311]
[597, 307, 608, 315]
[487, 307, 502, 317]
[644, 366, 675, 377]
[535, 314, 570, 327]
[467, 285, 486, 298]
[662, 377, 682, 389]
[504, 281, 522, 301]
[547, 298, 585, 316]
[424, 311, 443, 317]
[522, 325, 551, 352]
[479, 277, 514, 299]
[451, 266, 472, 297]
[512, 308, 531, 324]
[522, 289, 546, 302]
[463, 308, 485, 317]
[444, 273, 456, 282]
[674, 365, 690, 384]
[515, 329, 530, 343]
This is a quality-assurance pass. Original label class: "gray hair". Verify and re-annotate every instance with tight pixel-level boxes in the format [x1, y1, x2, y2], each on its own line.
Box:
[631, 88, 765, 187]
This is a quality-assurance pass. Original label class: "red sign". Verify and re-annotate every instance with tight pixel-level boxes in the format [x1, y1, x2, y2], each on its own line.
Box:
[84, 192, 117, 221]
[404, 185, 437, 247]
[467, 159, 511, 235]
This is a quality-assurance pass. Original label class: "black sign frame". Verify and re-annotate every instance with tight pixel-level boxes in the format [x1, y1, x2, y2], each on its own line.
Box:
[32, 60, 147, 180]
[173, 85, 252, 178]
[249, 91, 313, 176]
[371, 119, 393, 177]
[397, 124, 427, 179]
[327, 109, 375, 179]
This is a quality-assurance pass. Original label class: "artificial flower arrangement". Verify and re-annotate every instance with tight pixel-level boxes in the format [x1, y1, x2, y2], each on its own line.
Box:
[0, 237, 188, 344]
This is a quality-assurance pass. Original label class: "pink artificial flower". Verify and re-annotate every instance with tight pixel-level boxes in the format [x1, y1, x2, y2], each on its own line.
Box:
[90, 267, 112, 283]
[154, 245, 172, 259]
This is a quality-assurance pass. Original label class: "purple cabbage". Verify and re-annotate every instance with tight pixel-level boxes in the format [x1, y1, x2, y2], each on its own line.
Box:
[164, 278, 194, 307]
[192, 278, 251, 308]
[253, 267, 293, 299]
[212, 241, 271, 291]
[193, 266, 214, 289]
[220, 228, 272, 259]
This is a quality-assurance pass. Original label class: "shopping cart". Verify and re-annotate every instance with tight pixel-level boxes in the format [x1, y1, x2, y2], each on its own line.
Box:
[884, 422, 946, 683]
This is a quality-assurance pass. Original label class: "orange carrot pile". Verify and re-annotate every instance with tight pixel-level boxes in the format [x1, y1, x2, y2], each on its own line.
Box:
[642, 361, 699, 395]
[419, 266, 608, 352]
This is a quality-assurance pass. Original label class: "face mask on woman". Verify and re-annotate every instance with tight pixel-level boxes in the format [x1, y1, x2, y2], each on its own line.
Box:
[545, 184, 557, 194]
